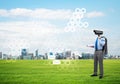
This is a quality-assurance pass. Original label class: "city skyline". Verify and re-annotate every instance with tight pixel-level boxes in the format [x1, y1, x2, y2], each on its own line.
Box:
[0, 0, 120, 55]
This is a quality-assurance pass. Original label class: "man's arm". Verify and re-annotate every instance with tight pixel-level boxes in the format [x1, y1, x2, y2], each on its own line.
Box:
[99, 37, 105, 46]
[87, 45, 94, 48]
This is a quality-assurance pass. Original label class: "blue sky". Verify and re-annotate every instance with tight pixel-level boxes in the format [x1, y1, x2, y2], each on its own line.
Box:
[0, 0, 120, 55]
[0, 0, 119, 10]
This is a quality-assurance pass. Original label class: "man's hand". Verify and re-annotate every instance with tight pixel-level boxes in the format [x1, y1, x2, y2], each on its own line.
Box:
[87, 45, 94, 48]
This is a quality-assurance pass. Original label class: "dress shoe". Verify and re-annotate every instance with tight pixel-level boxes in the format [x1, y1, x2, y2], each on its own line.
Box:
[91, 74, 98, 77]
[99, 76, 103, 79]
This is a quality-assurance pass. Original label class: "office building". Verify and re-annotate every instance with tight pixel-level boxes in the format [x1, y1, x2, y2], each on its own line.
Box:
[0, 52, 2, 59]
[35, 49, 39, 57]
[21, 49, 28, 59]
[65, 51, 71, 59]
[48, 52, 55, 59]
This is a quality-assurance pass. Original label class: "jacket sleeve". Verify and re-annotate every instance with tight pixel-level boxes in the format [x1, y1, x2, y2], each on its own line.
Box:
[99, 38, 105, 46]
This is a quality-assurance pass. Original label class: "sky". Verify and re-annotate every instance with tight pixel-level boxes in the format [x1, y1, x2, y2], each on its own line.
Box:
[0, 0, 120, 56]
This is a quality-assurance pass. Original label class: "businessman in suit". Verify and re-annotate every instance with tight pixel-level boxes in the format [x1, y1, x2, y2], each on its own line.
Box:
[88, 30, 106, 79]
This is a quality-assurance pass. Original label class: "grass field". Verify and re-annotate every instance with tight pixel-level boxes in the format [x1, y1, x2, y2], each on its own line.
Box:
[0, 59, 120, 84]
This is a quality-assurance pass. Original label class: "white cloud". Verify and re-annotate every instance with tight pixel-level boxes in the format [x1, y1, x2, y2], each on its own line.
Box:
[0, 21, 63, 55]
[0, 20, 96, 55]
[0, 8, 105, 19]
[0, 8, 109, 55]
[9, 8, 32, 17]
[0, 9, 8, 16]
[0, 21, 60, 35]
[0, 8, 72, 19]
[86, 11, 105, 18]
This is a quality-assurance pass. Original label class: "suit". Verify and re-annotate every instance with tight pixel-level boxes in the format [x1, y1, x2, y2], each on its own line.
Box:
[93, 36, 105, 76]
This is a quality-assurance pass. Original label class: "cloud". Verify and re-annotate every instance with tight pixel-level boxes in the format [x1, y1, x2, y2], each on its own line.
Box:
[0, 8, 72, 20]
[0, 21, 60, 35]
[0, 20, 96, 55]
[86, 11, 105, 18]
[0, 8, 119, 56]
[0, 9, 8, 16]
[0, 8, 107, 55]
[0, 8, 106, 20]
[0, 21, 62, 54]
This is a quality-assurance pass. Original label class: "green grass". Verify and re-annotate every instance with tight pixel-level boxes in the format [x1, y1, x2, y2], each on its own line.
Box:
[0, 59, 120, 84]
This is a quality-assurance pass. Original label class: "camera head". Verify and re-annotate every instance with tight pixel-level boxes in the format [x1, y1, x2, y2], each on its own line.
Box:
[93, 30, 103, 36]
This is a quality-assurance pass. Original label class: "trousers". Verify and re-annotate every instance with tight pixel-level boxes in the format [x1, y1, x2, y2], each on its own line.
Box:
[94, 50, 104, 76]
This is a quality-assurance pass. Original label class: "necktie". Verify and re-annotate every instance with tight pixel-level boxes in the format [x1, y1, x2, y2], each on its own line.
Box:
[95, 38, 98, 50]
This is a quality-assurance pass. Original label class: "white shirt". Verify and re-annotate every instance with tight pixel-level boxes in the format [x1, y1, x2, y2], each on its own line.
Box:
[95, 37, 105, 50]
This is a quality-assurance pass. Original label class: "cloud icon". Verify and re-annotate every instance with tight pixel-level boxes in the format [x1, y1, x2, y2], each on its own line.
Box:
[64, 8, 89, 32]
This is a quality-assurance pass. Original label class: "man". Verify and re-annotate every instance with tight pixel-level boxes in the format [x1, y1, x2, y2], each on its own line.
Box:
[88, 30, 107, 79]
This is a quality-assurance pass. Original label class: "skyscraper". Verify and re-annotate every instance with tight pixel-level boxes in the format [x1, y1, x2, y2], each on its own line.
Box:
[35, 49, 39, 57]
[48, 52, 55, 59]
[65, 51, 71, 59]
[21, 49, 28, 56]
[21, 49, 28, 59]
[0, 52, 2, 59]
